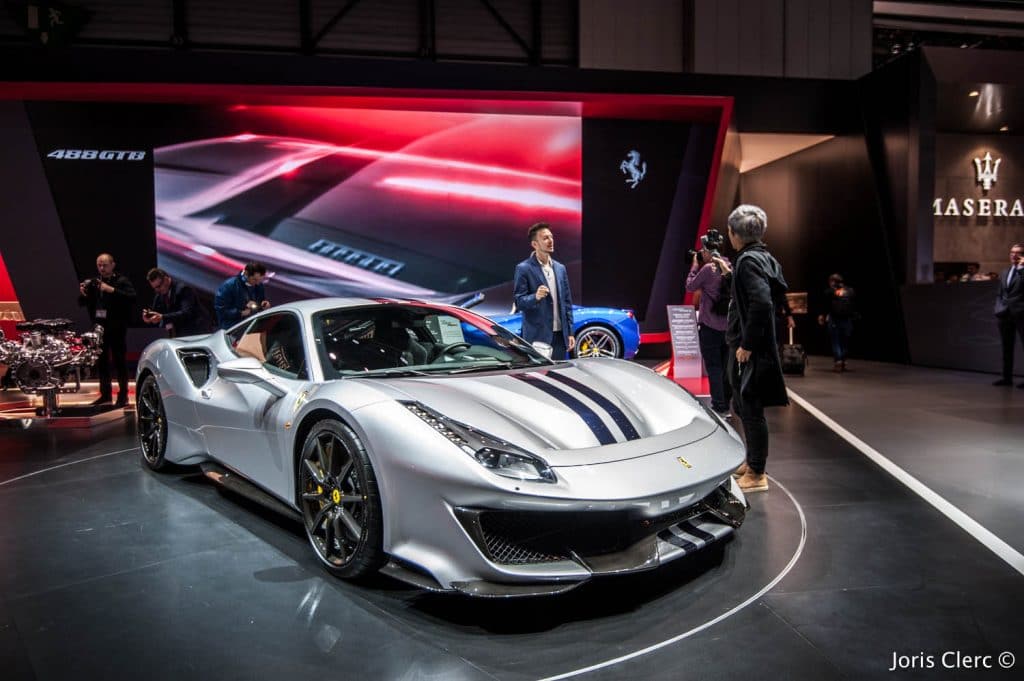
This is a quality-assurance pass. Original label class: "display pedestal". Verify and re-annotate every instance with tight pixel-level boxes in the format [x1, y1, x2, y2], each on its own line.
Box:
[0, 384, 133, 428]
[0, 403, 130, 428]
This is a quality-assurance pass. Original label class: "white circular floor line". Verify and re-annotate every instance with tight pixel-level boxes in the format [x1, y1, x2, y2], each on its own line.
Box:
[786, 388, 1024, 578]
[536, 476, 808, 681]
[0, 447, 139, 487]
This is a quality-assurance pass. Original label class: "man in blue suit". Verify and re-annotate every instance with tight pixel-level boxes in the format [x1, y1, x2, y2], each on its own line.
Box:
[513, 222, 575, 360]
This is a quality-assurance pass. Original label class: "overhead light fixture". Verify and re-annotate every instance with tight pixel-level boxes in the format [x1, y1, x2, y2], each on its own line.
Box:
[968, 90, 980, 97]
[999, 125, 1010, 132]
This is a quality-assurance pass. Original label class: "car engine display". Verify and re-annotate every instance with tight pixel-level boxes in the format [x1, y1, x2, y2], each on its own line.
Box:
[0, 319, 103, 394]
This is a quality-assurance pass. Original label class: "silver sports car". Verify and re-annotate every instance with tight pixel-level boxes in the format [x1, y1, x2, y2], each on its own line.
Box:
[136, 299, 748, 597]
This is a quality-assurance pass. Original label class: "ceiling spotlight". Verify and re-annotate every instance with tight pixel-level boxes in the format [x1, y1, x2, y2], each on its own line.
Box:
[999, 125, 1009, 132]
[968, 90, 980, 97]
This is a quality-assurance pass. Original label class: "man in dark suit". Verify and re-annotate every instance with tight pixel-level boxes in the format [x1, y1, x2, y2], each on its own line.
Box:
[142, 268, 211, 338]
[512, 222, 575, 360]
[993, 242, 1024, 388]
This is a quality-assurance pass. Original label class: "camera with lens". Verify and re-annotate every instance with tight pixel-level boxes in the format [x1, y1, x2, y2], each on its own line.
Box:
[80, 278, 100, 294]
[688, 228, 726, 263]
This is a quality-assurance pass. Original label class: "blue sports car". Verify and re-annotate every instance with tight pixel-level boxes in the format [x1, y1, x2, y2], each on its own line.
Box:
[488, 305, 641, 359]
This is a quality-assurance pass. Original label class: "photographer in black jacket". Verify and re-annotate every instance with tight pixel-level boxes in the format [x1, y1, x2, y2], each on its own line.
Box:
[78, 253, 136, 406]
[721, 205, 789, 494]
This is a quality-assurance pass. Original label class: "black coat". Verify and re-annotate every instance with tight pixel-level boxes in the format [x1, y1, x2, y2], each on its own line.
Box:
[78, 272, 136, 335]
[726, 243, 789, 408]
[994, 266, 1024, 319]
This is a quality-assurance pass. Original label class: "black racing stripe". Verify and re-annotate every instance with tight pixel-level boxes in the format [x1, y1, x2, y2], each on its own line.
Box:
[658, 529, 699, 553]
[680, 521, 717, 543]
[512, 374, 617, 445]
[546, 371, 641, 441]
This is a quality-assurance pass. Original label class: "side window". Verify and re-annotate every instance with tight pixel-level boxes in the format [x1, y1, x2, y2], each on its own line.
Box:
[233, 312, 308, 380]
[226, 320, 251, 349]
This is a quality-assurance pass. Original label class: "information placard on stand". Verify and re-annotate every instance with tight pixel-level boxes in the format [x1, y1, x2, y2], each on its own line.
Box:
[667, 305, 703, 381]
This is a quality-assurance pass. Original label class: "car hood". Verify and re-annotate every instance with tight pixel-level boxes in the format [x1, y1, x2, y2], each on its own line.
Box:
[353, 359, 717, 466]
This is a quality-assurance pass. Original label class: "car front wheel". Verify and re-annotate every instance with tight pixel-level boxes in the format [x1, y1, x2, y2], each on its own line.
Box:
[137, 374, 169, 470]
[573, 325, 622, 359]
[298, 419, 385, 579]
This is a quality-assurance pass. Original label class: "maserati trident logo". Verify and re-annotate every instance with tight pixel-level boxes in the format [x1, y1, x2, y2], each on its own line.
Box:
[974, 151, 1000, 192]
[934, 150, 1023, 219]
[619, 150, 647, 189]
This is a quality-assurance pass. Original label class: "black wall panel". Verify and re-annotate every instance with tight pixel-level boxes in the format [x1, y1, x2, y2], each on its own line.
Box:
[740, 135, 907, 362]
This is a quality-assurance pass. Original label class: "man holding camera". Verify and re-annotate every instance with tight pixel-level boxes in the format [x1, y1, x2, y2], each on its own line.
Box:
[142, 268, 211, 338]
[78, 252, 136, 407]
[685, 229, 731, 415]
[214, 261, 271, 330]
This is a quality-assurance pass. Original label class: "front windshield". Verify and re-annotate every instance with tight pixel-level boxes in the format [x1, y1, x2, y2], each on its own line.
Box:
[313, 303, 552, 379]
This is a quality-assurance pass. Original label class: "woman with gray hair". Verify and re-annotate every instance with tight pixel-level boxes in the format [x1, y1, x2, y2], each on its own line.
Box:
[714, 205, 789, 493]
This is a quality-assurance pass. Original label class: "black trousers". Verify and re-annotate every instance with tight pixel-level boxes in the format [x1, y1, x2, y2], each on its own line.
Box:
[998, 315, 1024, 380]
[727, 353, 769, 475]
[97, 330, 128, 399]
[698, 324, 731, 412]
[549, 332, 568, 361]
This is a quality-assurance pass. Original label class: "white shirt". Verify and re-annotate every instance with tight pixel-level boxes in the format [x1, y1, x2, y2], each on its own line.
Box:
[538, 256, 561, 332]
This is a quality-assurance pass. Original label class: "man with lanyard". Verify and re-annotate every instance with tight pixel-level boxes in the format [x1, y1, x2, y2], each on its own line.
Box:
[993, 243, 1024, 388]
[214, 261, 271, 330]
[512, 222, 575, 360]
[78, 252, 136, 406]
[142, 267, 211, 337]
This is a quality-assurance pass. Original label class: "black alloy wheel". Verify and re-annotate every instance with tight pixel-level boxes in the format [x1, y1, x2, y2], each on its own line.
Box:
[298, 419, 384, 578]
[137, 375, 169, 470]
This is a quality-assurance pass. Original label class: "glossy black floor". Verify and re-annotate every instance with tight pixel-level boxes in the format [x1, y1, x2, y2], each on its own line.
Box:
[1, 389, 1021, 680]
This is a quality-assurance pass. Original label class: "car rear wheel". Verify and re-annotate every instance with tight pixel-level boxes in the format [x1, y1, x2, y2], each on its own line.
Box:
[298, 419, 385, 579]
[137, 374, 169, 470]
[573, 325, 622, 359]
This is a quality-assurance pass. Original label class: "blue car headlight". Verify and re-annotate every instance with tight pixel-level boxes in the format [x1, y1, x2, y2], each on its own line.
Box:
[401, 401, 556, 483]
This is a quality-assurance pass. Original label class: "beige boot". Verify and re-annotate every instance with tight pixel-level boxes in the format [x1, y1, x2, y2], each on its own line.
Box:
[737, 471, 769, 493]
[732, 462, 750, 478]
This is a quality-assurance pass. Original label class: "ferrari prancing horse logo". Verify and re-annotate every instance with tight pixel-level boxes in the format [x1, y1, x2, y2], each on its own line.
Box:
[676, 456, 692, 469]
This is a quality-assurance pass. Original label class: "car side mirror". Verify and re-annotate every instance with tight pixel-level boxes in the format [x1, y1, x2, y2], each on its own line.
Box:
[531, 341, 553, 359]
[216, 356, 287, 398]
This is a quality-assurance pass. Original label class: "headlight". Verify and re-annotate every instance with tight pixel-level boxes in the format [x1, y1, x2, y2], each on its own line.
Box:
[402, 401, 556, 483]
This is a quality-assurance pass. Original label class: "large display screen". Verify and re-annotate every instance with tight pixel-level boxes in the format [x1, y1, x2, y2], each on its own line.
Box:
[2, 93, 725, 336]
[153, 106, 582, 315]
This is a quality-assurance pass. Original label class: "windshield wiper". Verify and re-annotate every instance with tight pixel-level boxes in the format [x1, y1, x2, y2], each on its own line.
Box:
[443, 362, 516, 374]
[345, 368, 433, 379]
